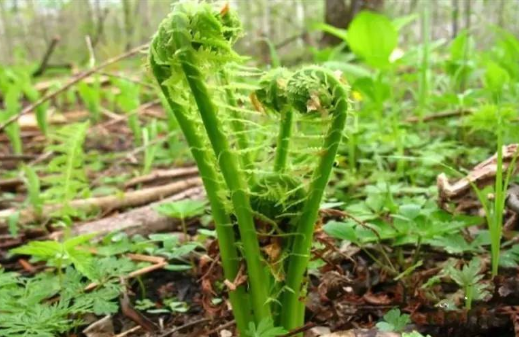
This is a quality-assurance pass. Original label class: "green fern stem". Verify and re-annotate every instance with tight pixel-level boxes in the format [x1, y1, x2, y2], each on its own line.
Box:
[280, 67, 349, 331]
[172, 12, 271, 322]
[220, 70, 256, 184]
[149, 53, 253, 333]
[273, 107, 293, 173]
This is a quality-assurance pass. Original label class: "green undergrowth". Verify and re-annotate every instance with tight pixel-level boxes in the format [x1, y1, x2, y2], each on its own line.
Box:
[2, 2, 519, 337]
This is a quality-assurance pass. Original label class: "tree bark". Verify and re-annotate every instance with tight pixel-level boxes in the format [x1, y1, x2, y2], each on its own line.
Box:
[321, 0, 385, 47]
[465, 0, 471, 31]
[122, 0, 134, 51]
[452, 0, 459, 39]
[321, 0, 349, 46]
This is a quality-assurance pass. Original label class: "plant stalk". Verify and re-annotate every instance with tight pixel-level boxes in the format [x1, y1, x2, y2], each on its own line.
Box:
[274, 107, 293, 173]
[172, 12, 271, 322]
[220, 70, 256, 184]
[280, 68, 349, 331]
[150, 58, 253, 333]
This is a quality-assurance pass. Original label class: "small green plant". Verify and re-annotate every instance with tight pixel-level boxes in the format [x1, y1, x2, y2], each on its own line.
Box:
[246, 318, 288, 337]
[43, 122, 91, 223]
[78, 77, 102, 122]
[11, 233, 96, 281]
[155, 199, 206, 239]
[149, 3, 350, 334]
[470, 114, 518, 276]
[1, 85, 23, 154]
[0, 263, 126, 337]
[114, 78, 142, 145]
[376, 308, 411, 332]
[22, 165, 43, 218]
[20, 75, 50, 136]
[323, 201, 480, 274]
[142, 119, 159, 174]
[445, 258, 491, 310]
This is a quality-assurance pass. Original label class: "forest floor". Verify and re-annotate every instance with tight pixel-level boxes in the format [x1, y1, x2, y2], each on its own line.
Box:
[2, 44, 519, 337]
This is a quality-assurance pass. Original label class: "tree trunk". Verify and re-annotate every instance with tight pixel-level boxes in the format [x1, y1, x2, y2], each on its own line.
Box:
[321, 0, 349, 46]
[122, 0, 134, 51]
[321, 0, 385, 47]
[465, 0, 471, 31]
[452, 0, 459, 38]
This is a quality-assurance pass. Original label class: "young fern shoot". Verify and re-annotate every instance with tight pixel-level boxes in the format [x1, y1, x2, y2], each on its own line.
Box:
[255, 68, 294, 173]
[150, 3, 351, 335]
[280, 66, 350, 330]
[167, 5, 271, 322]
[149, 3, 255, 332]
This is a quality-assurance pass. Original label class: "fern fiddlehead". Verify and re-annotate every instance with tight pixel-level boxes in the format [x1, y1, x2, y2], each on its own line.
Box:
[149, 4, 254, 333]
[169, 6, 271, 322]
[256, 68, 294, 173]
[150, 2, 270, 328]
[151, 3, 351, 333]
[280, 66, 350, 330]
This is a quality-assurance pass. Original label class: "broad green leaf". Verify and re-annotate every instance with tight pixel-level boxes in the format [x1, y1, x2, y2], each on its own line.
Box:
[484, 61, 509, 93]
[398, 204, 421, 220]
[11, 241, 62, 258]
[323, 221, 358, 243]
[347, 11, 398, 68]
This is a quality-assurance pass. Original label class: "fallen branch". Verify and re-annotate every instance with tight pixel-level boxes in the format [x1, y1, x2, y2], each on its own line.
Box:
[405, 109, 472, 123]
[0, 154, 38, 162]
[0, 43, 149, 132]
[69, 186, 204, 238]
[113, 325, 141, 337]
[438, 144, 519, 200]
[0, 177, 202, 228]
[125, 166, 199, 188]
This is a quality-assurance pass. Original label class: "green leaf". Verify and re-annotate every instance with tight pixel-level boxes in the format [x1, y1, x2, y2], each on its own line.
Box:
[484, 61, 510, 93]
[246, 318, 288, 337]
[399, 204, 421, 220]
[7, 212, 20, 237]
[155, 200, 206, 220]
[376, 308, 410, 332]
[347, 11, 398, 68]
[376, 322, 395, 332]
[23, 165, 43, 215]
[323, 221, 358, 243]
[11, 241, 63, 259]
[168, 243, 199, 259]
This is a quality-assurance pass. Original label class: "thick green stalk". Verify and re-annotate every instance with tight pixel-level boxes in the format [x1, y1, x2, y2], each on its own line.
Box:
[220, 70, 256, 184]
[491, 121, 504, 276]
[150, 57, 252, 334]
[280, 68, 349, 330]
[274, 107, 293, 173]
[172, 13, 271, 322]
